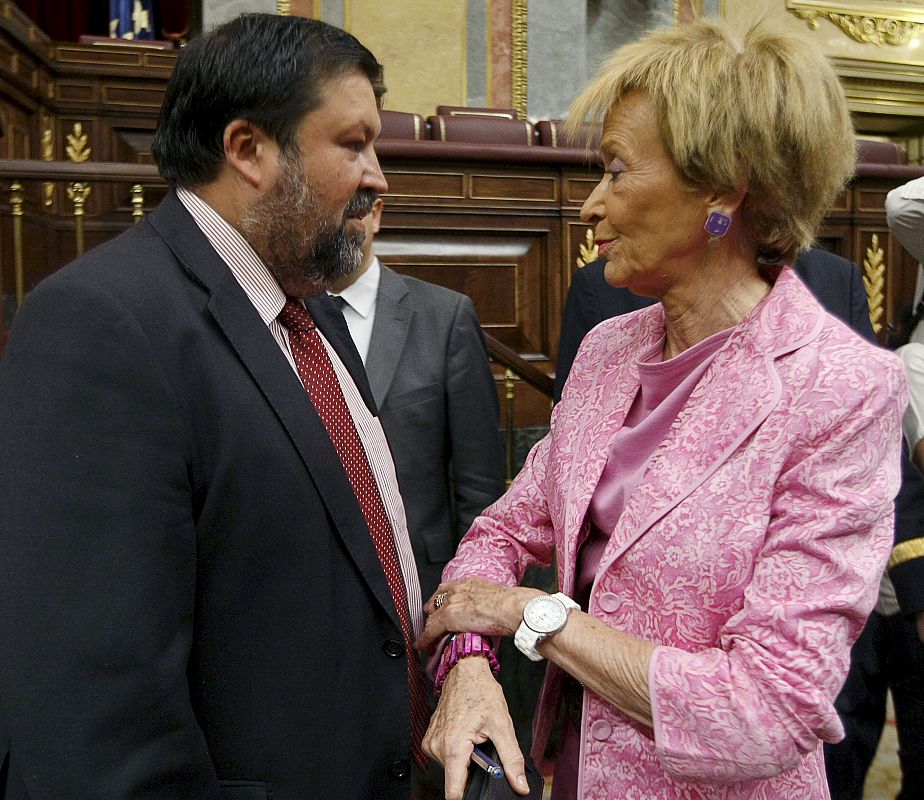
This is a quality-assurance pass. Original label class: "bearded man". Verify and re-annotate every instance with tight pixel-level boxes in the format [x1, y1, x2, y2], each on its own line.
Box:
[0, 14, 427, 800]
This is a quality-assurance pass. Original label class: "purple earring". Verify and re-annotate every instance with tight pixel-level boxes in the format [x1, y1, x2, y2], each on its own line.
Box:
[704, 211, 732, 238]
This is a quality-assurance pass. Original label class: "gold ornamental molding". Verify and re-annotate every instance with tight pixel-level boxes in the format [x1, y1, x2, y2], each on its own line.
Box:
[40, 112, 54, 207]
[65, 122, 90, 163]
[787, 2, 924, 46]
[276, 1, 291, 15]
[577, 228, 599, 268]
[862, 233, 885, 334]
[511, 0, 528, 119]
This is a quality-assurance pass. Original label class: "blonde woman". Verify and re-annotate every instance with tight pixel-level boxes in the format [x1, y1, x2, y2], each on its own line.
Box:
[419, 18, 907, 800]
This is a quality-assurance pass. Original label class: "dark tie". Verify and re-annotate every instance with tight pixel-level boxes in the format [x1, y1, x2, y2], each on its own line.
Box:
[278, 298, 430, 771]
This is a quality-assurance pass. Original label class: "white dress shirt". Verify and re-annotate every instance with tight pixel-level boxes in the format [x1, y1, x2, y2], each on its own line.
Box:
[329, 257, 380, 364]
[176, 188, 423, 635]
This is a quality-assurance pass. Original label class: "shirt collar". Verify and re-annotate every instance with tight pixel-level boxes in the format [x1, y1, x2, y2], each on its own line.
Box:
[176, 187, 287, 326]
[332, 257, 380, 319]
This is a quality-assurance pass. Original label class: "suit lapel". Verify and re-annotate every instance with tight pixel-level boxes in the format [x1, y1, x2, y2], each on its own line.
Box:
[555, 308, 660, 591]
[364, 266, 413, 407]
[146, 192, 401, 629]
[590, 269, 825, 575]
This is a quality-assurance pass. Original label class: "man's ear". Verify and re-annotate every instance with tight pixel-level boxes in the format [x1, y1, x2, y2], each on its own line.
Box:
[223, 119, 276, 190]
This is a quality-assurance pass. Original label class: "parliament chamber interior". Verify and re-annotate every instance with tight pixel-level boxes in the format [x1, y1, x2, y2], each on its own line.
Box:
[2, 2, 924, 797]
[0, 0, 923, 451]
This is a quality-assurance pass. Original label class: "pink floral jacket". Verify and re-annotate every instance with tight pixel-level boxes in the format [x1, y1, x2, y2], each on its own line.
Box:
[444, 269, 907, 798]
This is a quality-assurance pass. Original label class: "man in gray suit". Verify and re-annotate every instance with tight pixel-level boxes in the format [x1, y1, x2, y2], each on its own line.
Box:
[330, 199, 505, 601]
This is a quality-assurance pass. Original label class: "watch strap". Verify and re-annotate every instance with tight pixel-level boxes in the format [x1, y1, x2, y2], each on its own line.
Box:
[514, 593, 579, 662]
[551, 592, 580, 612]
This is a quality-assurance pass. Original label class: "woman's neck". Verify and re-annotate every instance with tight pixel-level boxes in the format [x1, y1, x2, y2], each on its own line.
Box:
[659, 253, 771, 360]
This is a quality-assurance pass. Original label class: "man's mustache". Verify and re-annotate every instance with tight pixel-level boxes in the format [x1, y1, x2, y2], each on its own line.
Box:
[343, 190, 379, 222]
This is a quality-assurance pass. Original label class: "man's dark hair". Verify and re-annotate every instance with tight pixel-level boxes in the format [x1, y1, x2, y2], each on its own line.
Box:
[151, 13, 384, 188]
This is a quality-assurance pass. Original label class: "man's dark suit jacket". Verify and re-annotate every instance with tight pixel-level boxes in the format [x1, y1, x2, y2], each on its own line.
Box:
[0, 191, 415, 799]
[365, 266, 504, 602]
[554, 250, 924, 618]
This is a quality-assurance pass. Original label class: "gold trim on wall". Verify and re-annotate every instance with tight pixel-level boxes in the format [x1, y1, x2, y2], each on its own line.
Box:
[276, 1, 291, 15]
[862, 232, 885, 333]
[577, 228, 599, 268]
[65, 122, 90, 163]
[40, 110, 54, 208]
[786, 2, 924, 46]
[511, 0, 527, 118]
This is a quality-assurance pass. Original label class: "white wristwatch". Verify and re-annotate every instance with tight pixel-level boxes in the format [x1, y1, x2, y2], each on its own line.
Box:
[514, 592, 580, 662]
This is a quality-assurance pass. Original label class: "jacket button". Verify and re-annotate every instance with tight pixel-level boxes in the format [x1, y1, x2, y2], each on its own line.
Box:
[590, 720, 612, 740]
[383, 639, 405, 658]
[389, 759, 411, 779]
[598, 593, 621, 613]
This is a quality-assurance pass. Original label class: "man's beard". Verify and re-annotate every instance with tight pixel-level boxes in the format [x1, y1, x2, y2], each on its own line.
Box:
[240, 150, 377, 297]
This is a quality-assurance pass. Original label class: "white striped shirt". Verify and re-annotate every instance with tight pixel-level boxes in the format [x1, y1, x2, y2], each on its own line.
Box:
[176, 188, 423, 636]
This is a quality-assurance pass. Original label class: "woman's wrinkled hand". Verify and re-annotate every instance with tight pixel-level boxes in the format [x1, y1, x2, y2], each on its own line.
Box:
[417, 577, 542, 650]
[423, 655, 531, 800]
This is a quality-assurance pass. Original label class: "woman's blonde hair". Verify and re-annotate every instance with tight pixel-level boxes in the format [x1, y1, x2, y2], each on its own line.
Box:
[565, 18, 855, 261]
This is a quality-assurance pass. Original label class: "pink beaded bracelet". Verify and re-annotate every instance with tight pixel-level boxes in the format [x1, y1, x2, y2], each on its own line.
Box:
[433, 632, 500, 696]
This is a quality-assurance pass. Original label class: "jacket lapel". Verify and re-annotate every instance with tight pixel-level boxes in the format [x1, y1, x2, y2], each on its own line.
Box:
[555, 307, 663, 591]
[364, 266, 413, 407]
[146, 192, 401, 629]
[595, 269, 826, 573]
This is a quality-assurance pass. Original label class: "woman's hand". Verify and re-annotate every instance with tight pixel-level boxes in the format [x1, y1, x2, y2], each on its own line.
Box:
[417, 577, 543, 650]
[423, 655, 531, 800]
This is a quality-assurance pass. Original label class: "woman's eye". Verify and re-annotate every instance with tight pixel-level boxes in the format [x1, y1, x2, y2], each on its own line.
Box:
[606, 161, 625, 182]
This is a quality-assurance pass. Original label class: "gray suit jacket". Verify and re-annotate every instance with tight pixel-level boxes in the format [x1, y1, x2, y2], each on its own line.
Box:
[365, 266, 505, 600]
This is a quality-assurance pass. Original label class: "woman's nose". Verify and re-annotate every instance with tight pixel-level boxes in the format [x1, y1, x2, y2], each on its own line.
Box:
[580, 176, 608, 224]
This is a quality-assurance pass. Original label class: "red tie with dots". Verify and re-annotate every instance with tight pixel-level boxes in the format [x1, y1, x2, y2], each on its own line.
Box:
[278, 299, 430, 772]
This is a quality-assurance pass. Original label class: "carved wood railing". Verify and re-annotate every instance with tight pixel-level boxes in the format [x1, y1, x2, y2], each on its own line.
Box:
[0, 159, 163, 312]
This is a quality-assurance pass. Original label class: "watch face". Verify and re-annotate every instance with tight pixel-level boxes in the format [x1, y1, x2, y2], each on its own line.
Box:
[523, 596, 567, 635]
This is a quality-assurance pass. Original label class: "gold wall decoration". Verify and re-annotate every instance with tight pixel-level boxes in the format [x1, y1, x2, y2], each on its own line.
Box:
[724, 1, 924, 133]
[511, 0, 528, 119]
[577, 228, 599, 268]
[276, 1, 291, 15]
[40, 114, 54, 207]
[65, 123, 90, 163]
[862, 233, 885, 334]
[786, 2, 924, 46]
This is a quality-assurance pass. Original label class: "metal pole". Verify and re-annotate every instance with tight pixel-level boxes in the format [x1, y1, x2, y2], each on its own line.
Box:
[10, 181, 23, 310]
